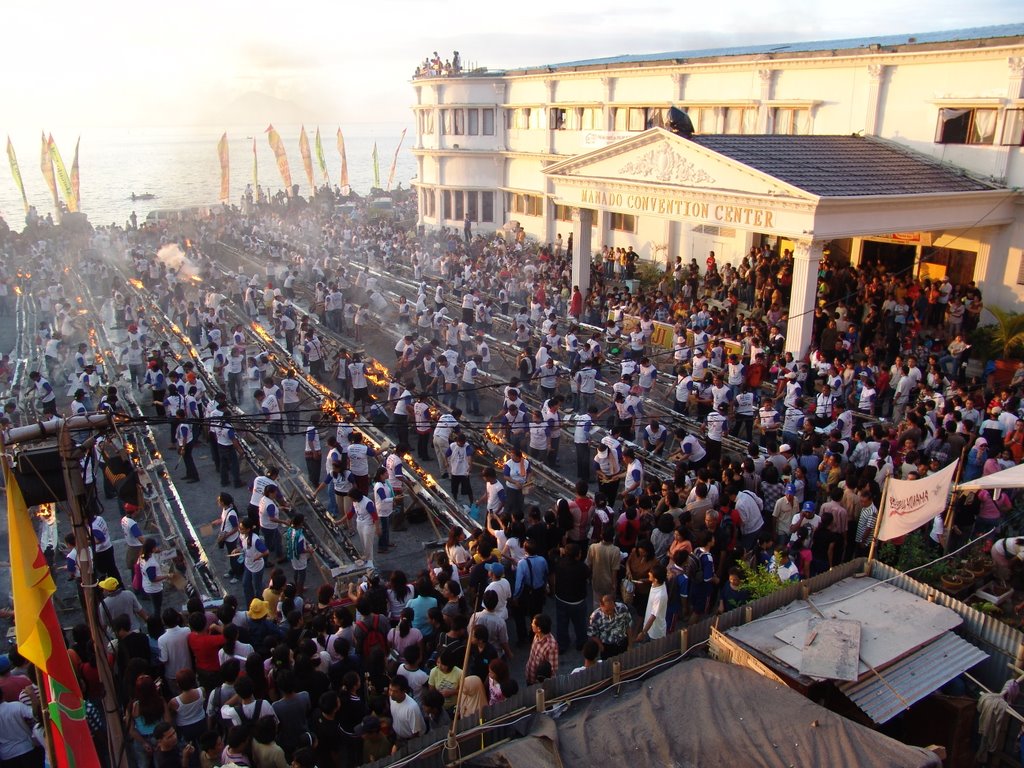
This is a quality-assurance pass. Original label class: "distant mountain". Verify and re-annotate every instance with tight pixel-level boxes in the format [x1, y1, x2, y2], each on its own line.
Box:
[204, 91, 311, 126]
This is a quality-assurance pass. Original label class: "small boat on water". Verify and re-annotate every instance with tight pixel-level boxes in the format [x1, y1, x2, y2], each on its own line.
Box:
[130, 192, 157, 201]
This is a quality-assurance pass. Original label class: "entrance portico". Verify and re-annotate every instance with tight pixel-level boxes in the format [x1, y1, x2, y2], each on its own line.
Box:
[544, 128, 1016, 356]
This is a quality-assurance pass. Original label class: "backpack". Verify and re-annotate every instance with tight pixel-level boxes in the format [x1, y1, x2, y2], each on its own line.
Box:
[355, 616, 389, 660]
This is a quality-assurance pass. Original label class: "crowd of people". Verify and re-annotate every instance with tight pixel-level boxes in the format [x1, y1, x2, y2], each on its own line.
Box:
[0, 184, 1021, 768]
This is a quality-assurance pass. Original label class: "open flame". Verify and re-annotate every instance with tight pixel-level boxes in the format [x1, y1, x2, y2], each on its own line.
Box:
[129, 279, 145, 290]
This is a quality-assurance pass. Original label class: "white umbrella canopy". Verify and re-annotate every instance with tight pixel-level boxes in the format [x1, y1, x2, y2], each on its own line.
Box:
[956, 464, 1024, 491]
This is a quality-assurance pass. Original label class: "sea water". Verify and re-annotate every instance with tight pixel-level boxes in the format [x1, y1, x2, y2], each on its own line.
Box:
[0, 122, 416, 232]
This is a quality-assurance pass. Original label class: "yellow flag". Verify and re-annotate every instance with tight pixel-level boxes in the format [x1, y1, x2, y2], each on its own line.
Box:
[40, 131, 60, 218]
[70, 137, 80, 211]
[371, 142, 380, 189]
[7, 137, 29, 214]
[336, 128, 349, 195]
[252, 137, 259, 201]
[218, 132, 230, 202]
[265, 124, 292, 192]
[48, 135, 77, 212]
[299, 126, 314, 192]
[314, 127, 329, 185]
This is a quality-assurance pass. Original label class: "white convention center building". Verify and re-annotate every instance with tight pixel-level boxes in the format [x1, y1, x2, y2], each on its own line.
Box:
[410, 25, 1024, 355]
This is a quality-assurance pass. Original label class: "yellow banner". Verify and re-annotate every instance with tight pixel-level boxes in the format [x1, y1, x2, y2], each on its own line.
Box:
[386, 127, 406, 191]
[265, 124, 292, 192]
[252, 137, 258, 201]
[609, 309, 741, 357]
[314, 127, 329, 185]
[70, 137, 80, 211]
[218, 132, 230, 202]
[40, 132, 60, 218]
[372, 142, 380, 189]
[7, 137, 29, 214]
[337, 128, 349, 194]
[48, 135, 77, 212]
[299, 125, 314, 192]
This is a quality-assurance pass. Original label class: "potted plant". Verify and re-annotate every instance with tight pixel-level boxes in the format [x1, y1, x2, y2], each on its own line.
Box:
[977, 306, 1024, 388]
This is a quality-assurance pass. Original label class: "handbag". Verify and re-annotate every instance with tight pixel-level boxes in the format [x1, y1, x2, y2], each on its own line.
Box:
[620, 577, 635, 605]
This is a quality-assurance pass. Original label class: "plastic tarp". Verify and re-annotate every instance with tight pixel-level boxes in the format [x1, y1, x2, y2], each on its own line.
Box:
[957, 463, 1024, 491]
[470, 659, 939, 768]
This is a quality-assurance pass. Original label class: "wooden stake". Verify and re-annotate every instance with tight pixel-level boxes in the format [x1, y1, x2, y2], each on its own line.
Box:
[866, 475, 890, 564]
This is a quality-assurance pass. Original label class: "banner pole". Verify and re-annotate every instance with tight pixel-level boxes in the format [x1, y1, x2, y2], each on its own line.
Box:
[942, 450, 968, 554]
[866, 474, 890, 564]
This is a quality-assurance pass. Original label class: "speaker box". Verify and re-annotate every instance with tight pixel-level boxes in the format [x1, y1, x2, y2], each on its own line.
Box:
[15, 447, 68, 506]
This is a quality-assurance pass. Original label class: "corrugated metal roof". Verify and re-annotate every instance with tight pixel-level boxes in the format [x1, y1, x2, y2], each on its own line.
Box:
[532, 24, 1024, 70]
[691, 134, 1003, 196]
[839, 632, 988, 724]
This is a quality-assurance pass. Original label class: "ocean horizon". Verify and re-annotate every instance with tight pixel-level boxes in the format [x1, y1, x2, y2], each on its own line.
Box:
[1, 122, 416, 232]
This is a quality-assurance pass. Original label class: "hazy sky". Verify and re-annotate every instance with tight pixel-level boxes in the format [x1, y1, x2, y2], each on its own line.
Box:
[2, 0, 1020, 128]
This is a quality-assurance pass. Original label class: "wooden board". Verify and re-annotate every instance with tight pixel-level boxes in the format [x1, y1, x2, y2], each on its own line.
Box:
[797, 618, 862, 682]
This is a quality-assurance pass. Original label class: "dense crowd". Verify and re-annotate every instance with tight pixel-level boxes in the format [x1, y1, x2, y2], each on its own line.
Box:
[0, 192, 1020, 768]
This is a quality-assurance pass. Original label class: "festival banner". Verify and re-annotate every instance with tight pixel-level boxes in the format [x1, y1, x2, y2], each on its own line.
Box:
[7, 468, 101, 768]
[386, 127, 407, 191]
[314, 127, 329, 185]
[371, 142, 380, 189]
[252, 137, 259, 201]
[877, 460, 959, 541]
[40, 131, 61, 218]
[48, 135, 77, 212]
[217, 132, 230, 203]
[70, 137, 80, 212]
[264, 124, 292, 192]
[7, 137, 29, 214]
[336, 128, 350, 194]
[298, 125, 314, 192]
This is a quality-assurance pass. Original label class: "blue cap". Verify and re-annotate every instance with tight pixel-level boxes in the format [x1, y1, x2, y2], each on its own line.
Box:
[801, 501, 816, 513]
[785, 483, 796, 495]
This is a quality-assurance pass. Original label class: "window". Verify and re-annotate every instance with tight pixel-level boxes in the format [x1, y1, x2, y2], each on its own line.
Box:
[610, 212, 636, 233]
[723, 107, 755, 134]
[578, 107, 602, 130]
[771, 108, 810, 135]
[467, 109, 479, 135]
[515, 108, 532, 130]
[442, 109, 464, 135]
[550, 108, 568, 130]
[482, 108, 495, 135]
[508, 193, 543, 217]
[481, 191, 494, 222]
[529, 107, 547, 130]
[554, 205, 597, 224]
[628, 107, 647, 132]
[454, 191, 464, 220]
[420, 110, 435, 135]
[421, 189, 435, 218]
[1002, 109, 1024, 146]
[453, 109, 465, 135]
[465, 191, 477, 222]
[442, 190, 453, 219]
[935, 107, 997, 145]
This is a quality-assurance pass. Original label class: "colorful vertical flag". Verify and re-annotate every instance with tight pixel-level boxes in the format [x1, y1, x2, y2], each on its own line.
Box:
[217, 132, 230, 203]
[40, 131, 60, 218]
[336, 128, 350, 195]
[48, 135, 77, 212]
[252, 137, 259, 201]
[7, 468, 101, 768]
[371, 142, 380, 189]
[314, 127, 329, 186]
[70, 137, 80, 212]
[386, 128, 407, 191]
[7, 137, 29, 214]
[298, 126, 314, 192]
[264, 124, 293, 192]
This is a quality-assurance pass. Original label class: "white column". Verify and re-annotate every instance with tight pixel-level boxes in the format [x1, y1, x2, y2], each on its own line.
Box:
[756, 69, 774, 133]
[785, 239, 824, 357]
[864, 64, 886, 136]
[572, 207, 594, 297]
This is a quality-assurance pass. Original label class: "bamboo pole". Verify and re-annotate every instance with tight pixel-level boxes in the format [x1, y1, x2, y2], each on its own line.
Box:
[866, 475, 890, 564]
[942, 451, 968, 554]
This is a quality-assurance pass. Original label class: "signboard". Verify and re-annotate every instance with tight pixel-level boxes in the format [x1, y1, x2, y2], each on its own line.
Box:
[580, 188, 776, 229]
[581, 131, 634, 148]
[607, 310, 741, 357]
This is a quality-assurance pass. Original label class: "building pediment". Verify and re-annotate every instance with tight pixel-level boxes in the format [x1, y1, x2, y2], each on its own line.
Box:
[543, 127, 814, 201]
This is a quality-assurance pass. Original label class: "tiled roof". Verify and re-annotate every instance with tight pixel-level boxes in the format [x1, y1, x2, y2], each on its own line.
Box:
[530, 24, 1024, 70]
[691, 134, 1003, 196]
